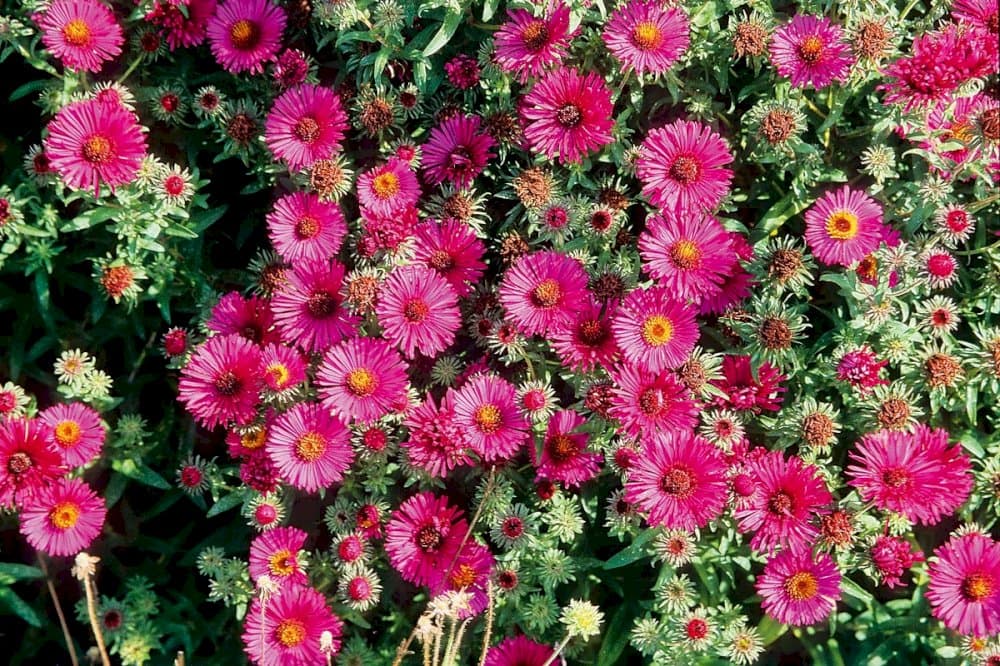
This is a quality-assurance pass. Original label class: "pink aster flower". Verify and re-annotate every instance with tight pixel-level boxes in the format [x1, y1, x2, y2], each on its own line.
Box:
[19, 477, 106, 557]
[602, 0, 690, 76]
[0, 419, 63, 509]
[357, 158, 420, 218]
[757, 549, 842, 626]
[494, 2, 573, 81]
[444, 53, 481, 89]
[44, 99, 147, 196]
[804, 186, 884, 266]
[637, 119, 733, 213]
[422, 115, 495, 190]
[532, 410, 601, 488]
[736, 450, 832, 554]
[266, 403, 352, 492]
[639, 212, 736, 303]
[550, 296, 619, 372]
[952, 0, 999, 34]
[146, 0, 217, 50]
[242, 585, 343, 665]
[376, 265, 461, 358]
[624, 430, 727, 529]
[612, 287, 699, 373]
[609, 363, 698, 439]
[432, 542, 495, 618]
[926, 532, 1000, 637]
[38, 0, 124, 73]
[870, 535, 924, 589]
[401, 390, 472, 478]
[265, 84, 347, 171]
[315, 337, 409, 424]
[260, 344, 307, 393]
[206, 0, 286, 74]
[711, 355, 786, 413]
[846, 425, 972, 525]
[499, 250, 590, 337]
[835, 346, 888, 395]
[385, 492, 468, 587]
[266, 192, 347, 263]
[453, 374, 529, 462]
[880, 25, 998, 110]
[921, 248, 960, 289]
[411, 218, 486, 297]
[38, 403, 105, 468]
[484, 635, 555, 666]
[207, 291, 280, 346]
[178, 334, 264, 430]
[271, 259, 358, 352]
[769, 15, 854, 89]
[248, 526, 308, 587]
[521, 67, 614, 164]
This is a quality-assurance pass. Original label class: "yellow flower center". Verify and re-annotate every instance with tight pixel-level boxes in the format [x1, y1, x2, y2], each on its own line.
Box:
[54, 420, 82, 447]
[825, 210, 859, 240]
[784, 571, 819, 601]
[473, 404, 502, 434]
[531, 278, 562, 308]
[82, 135, 113, 164]
[275, 619, 306, 647]
[798, 35, 824, 64]
[631, 21, 663, 51]
[450, 564, 477, 589]
[62, 19, 92, 47]
[962, 572, 994, 602]
[641, 315, 674, 347]
[49, 501, 81, 530]
[241, 428, 267, 450]
[268, 549, 296, 577]
[669, 239, 702, 270]
[945, 120, 974, 145]
[266, 363, 291, 388]
[346, 368, 377, 397]
[295, 432, 327, 462]
[372, 172, 400, 199]
[229, 19, 260, 50]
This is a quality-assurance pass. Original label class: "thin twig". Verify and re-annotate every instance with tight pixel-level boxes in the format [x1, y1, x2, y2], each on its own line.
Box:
[476, 581, 495, 666]
[84, 577, 111, 666]
[37, 554, 80, 666]
[540, 635, 571, 666]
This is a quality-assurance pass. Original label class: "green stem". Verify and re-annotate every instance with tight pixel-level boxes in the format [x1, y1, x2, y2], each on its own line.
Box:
[540, 635, 571, 666]
[117, 54, 145, 85]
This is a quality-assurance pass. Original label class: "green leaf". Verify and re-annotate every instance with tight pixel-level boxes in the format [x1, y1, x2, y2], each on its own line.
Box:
[0, 563, 44, 581]
[8, 79, 49, 102]
[603, 528, 657, 569]
[0, 588, 44, 627]
[113, 458, 170, 489]
[423, 10, 463, 57]
[481, 0, 498, 21]
[206, 490, 247, 518]
[595, 604, 633, 666]
[758, 615, 787, 645]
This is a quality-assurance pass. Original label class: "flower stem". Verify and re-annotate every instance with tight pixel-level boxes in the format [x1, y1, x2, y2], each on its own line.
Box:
[541, 635, 571, 666]
[84, 576, 111, 666]
[37, 554, 80, 666]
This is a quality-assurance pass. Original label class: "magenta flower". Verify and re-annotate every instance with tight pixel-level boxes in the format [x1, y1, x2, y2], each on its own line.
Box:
[38, 403, 105, 468]
[735, 451, 832, 554]
[242, 585, 343, 664]
[757, 549, 842, 626]
[44, 99, 147, 196]
[266, 402, 352, 492]
[248, 526, 308, 587]
[769, 15, 854, 89]
[315, 337, 409, 424]
[499, 250, 590, 337]
[376, 265, 461, 358]
[146, 0, 217, 50]
[602, 0, 689, 76]
[0, 418, 63, 509]
[870, 535, 923, 589]
[550, 297, 620, 373]
[357, 158, 421, 217]
[624, 430, 727, 529]
[532, 410, 601, 488]
[453, 374, 528, 462]
[385, 492, 468, 587]
[19, 477, 106, 557]
[522, 68, 614, 164]
[38, 0, 123, 72]
[483, 635, 555, 666]
[926, 532, 1000, 637]
[847, 425, 972, 525]
[401, 390, 472, 478]
[206, 0, 287, 74]
[411, 218, 486, 298]
[494, 2, 573, 81]
[952, 0, 999, 34]
[266, 192, 347, 263]
[637, 119, 733, 212]
[835, 346, 888, 395]
[711, 355, 786, 413]
[612, 286, 699, 374]
[261, 343, 307, 393]
[639, 212, 736, 303]
[271, 259, 359, 352]
[178, 334, 264, 430]
[609, 363, 698, 439]
[207, 291, 279, 346]
[804, 186, 884, 266]
[422, 114, 495, 190]
[431, 542, 495, 617]
[265, 84, 348, 171]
